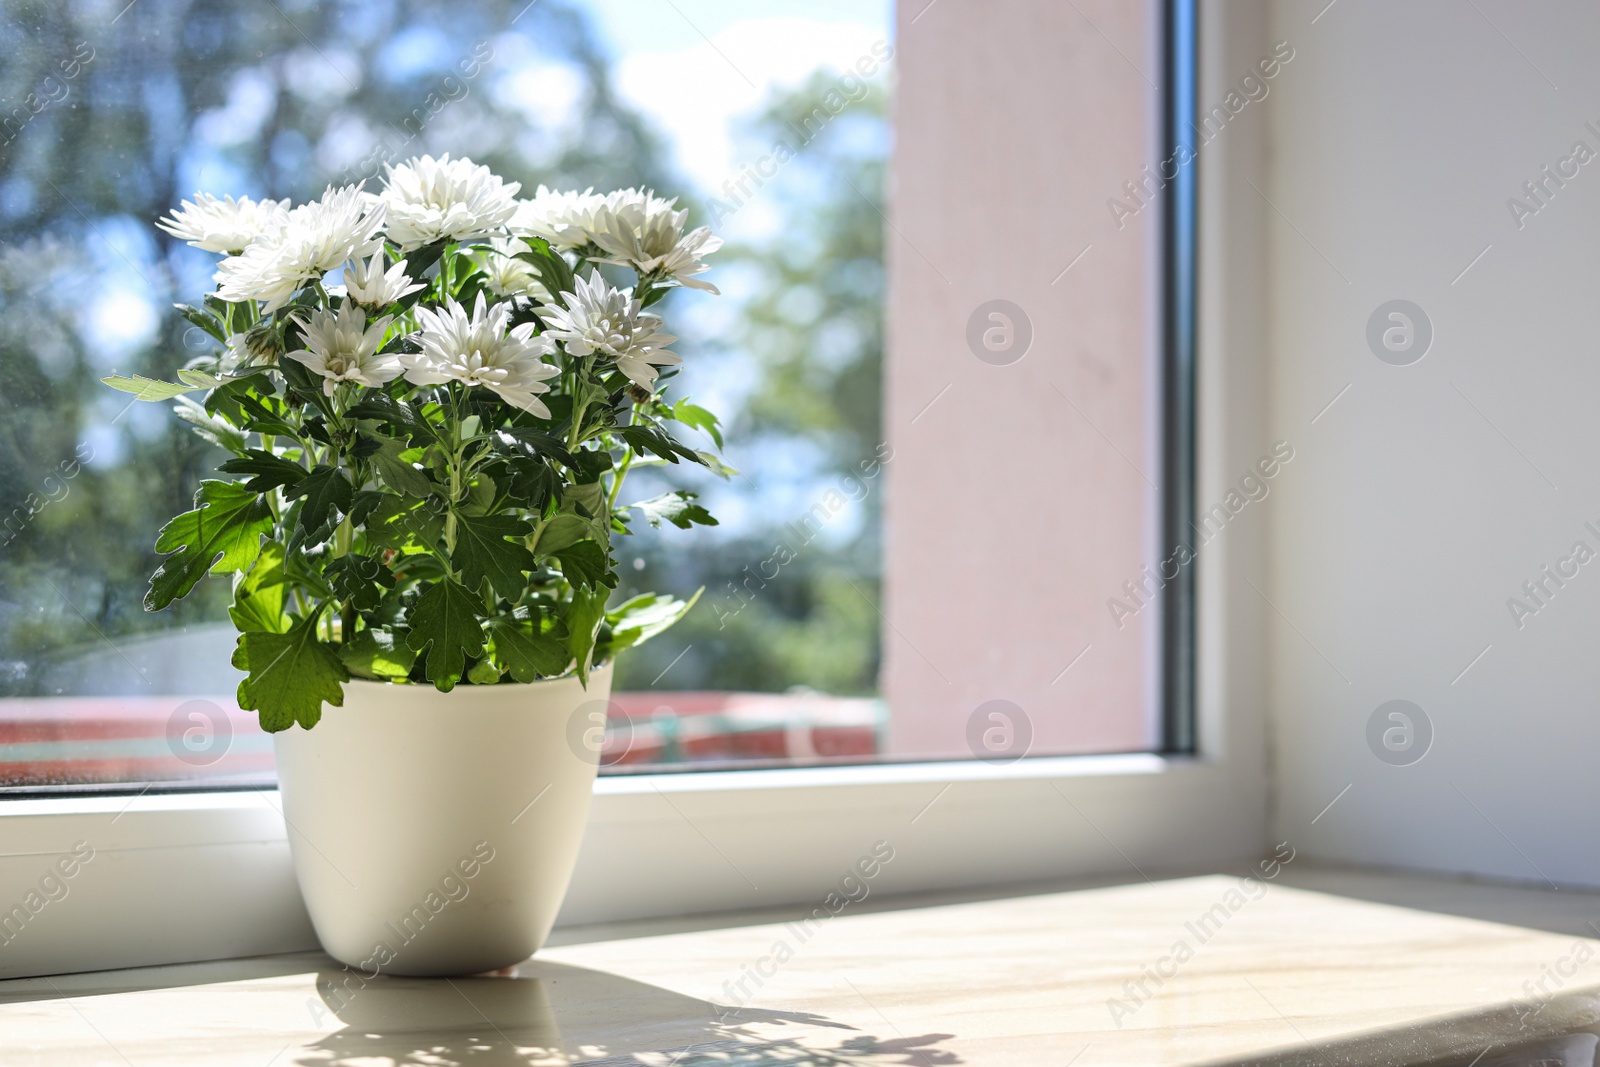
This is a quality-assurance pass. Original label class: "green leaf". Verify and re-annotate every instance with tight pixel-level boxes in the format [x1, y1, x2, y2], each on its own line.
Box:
[229, 541, 290, 634]
[284, 465, 353, 532]
[147, 480, 274, 611]
[533, 477, 604, 539]
[177, 367, 225, 389]
[504, 458, 559, 514]
[282, 547, 335, 601]
[459, 471, 498, 516]
[175, 303, 227, 344]
[695, 450, 740, 479]
[452, 513, 535, 600]
[340, 627, 417, 680]
[496, 427, 576, 469]
[404, 505, 446, 552]
[519, 236, 576, 303]
[102, 374, 205, 401]
[552, 538, 612, 590]
[600, 589, 702, 657]
[403, 241, 447, 282]
[300, 415, 332, 445]
[202, 294, 234, 322]
[370, 435, 432, 497]
[565, 584, 611, 683]
[569, 446, 614, 482]
[234, 616, 348, 732]
[615, 423, 700, 466]
[562, 480, 606, 521]
[285, 498, 338, 556]
[393, 551, 449, 583]
[173, 396, 246, 453]
[530, 480, 612, 560]
[230, 392, 299, 437]
[219, 449, 308, 492]
[348, 490, 389, 529]
[347, 394, 429, 438]
[531, 513, 592, 555]
[486, 612, 571, 682]
[629, 490, 718, 530]
[361, 494, 439, 553]
[325, 553, 395, 610]
[671, 398, 724, 449]
[466, 657, 502, 684]
[205, 374, 276, 428]
[406, 579, 486, 692]
[278, 349, 329, 408]
[636, 277, 673, 309]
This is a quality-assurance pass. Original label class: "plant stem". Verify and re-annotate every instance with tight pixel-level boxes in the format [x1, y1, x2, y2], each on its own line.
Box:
[443, 385, 463, 559]
[608, 447, 633, 513]
[445, 480, 459, 556]
[566, 355, 593, 451]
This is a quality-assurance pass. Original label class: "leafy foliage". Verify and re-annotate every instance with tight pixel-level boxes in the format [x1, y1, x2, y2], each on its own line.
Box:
[0, 0, 700, 710]
[109, 194, 725, 730]
[2, 7, 883, 721]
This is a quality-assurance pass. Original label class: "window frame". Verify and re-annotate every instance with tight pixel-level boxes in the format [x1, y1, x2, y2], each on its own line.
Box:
[1161, 0, 1200, 754]
[0, 0, 1275, 980]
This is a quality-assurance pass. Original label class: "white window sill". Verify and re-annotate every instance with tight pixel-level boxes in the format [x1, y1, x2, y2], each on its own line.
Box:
[0, 751, 1255, 980]
[7, 865, 1593, 1066]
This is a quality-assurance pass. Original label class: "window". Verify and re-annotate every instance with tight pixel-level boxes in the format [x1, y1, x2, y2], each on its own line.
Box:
[0, 0, 1278, 984]
[0, 0, 1193, 789]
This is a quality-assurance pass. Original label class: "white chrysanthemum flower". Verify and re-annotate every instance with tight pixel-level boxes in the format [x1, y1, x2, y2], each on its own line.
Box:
[344, 251, 425, 306]
[380, 154, 521, 251]
[507, 185, 606, 250]
[591, 196, 722, 293]
[285, 301, 398, 396]
[588, 194, 670, 252]
[542, 269, 680, 388]
[215, 185, 385, 312]
[157, 193, 290, 255]
[646, 226, 722, 292]
[403, 292, 559, 416]
[467, 238, 552, 302]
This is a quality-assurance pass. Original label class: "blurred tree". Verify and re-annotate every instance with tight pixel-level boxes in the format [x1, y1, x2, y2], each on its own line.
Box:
[0, 3, 888, 704]
[613, 72, 888, 697]
[0, 0, 675, 695]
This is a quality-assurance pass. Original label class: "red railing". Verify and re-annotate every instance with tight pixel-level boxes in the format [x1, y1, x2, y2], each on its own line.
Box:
[0, 692, 885, 787]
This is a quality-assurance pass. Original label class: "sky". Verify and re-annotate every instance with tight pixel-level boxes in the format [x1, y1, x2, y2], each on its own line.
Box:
[569, 2, 895, 541]
[580, 0, 893, 193]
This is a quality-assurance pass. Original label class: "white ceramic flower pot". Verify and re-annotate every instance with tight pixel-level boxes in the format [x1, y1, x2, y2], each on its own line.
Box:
[272, 664, 611, 977]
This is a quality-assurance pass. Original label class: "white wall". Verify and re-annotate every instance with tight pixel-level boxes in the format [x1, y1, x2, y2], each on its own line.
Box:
[1263, 0, 1600, 885]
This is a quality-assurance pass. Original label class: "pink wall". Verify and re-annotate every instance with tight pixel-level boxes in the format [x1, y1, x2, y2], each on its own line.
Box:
[885, 0, 1160, 758]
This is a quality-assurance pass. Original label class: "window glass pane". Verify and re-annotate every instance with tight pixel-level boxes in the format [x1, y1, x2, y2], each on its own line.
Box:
[0, 0, 1165, 788]
[0, 0, 894, 787]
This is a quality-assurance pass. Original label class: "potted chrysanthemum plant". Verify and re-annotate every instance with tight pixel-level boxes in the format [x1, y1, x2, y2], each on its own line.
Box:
[106, 156, 727, 976]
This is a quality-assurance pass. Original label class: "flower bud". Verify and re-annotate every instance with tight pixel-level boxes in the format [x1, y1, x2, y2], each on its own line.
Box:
[244, 321, 283, 365]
